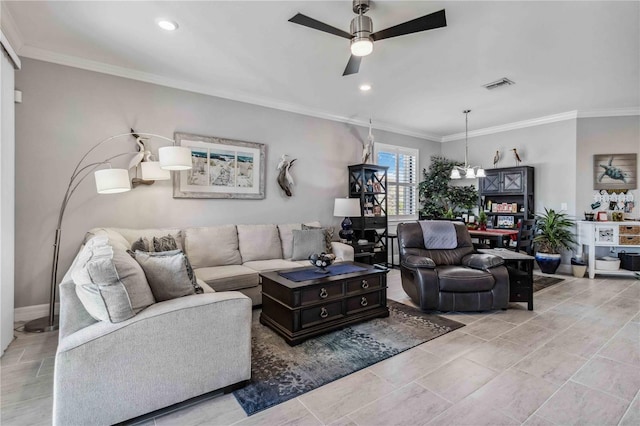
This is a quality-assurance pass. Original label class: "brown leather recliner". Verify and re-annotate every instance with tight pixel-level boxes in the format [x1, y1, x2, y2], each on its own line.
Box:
[398, 221, 509, 312]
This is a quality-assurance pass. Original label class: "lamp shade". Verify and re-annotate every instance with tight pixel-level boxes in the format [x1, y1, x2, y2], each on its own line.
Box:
[476, 168, 486, 178]
[450, 168, 461, 179]
[95, 169, 131, 194]
[141, 161, 171, 180]
[334, 198, 361, 217]
[466, 167, 476, 179]
[158, 146, 192, 171]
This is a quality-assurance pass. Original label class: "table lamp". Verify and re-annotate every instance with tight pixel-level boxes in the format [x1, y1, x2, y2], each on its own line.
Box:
[334, 198, 361, 242]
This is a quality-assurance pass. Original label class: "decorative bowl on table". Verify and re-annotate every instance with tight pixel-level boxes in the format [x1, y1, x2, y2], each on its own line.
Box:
[309, 253, 336, 273]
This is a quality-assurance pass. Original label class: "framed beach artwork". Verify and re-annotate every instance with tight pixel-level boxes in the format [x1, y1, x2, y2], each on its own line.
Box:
[173, 133, 266, 199]
[593, 153, 637, 190]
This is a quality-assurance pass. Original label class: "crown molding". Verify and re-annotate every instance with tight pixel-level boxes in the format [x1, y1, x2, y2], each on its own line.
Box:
[0, 30, 21, 69]
[441, 111, 579, 142]
[18, 45, 441, 142]
[577, 108, 640, 118]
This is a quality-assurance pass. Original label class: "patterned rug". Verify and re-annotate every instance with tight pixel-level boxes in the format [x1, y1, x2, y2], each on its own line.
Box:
[533, 275, 564, 292]
[233, 301, 464, 415]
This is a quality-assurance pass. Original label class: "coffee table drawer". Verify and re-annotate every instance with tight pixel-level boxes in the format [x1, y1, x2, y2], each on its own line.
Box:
[346, 275, 381, 294]
[346, 291, 381, 314]
[301, 301, 343, 328]
[300, 282, 343, 305]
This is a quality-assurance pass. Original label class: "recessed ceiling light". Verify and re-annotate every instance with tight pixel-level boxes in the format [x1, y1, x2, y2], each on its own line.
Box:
[359, 84, 372, 92]
[157, 20, 178, 31]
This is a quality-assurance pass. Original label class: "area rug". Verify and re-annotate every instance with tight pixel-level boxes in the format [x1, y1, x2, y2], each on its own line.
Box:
[233, 301, 464, 415]
[533, 275, 564, 292]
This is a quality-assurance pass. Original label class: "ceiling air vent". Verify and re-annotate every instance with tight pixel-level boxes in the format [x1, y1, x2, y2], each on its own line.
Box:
[483, 77, 515, 90]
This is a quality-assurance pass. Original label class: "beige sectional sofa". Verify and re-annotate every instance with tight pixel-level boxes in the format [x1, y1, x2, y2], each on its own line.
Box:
[53, 221, 352, 425]
[85, 221, 354, 305]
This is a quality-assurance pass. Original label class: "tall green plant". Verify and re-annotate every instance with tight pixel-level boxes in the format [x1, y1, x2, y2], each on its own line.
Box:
[418, 156, 478, 218]
[534, 208, 576, 254]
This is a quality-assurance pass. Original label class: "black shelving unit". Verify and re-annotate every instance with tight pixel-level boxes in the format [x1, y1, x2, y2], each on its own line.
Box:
[348, 164, 388, 264]
[479, 166, 535, 228]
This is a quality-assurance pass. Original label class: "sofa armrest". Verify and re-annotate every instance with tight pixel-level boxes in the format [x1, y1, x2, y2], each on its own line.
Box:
[331, 241, 354, 262]
[401, 254, 436, 269]
[54, 291, 251, 426]
[462, 253, 505, 270]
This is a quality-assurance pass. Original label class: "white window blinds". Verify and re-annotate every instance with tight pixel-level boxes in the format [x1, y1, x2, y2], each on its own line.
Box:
[375, 143, 419, 219]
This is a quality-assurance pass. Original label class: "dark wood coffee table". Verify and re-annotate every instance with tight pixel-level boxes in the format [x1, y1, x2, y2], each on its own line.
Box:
[260, 262, 389, 346]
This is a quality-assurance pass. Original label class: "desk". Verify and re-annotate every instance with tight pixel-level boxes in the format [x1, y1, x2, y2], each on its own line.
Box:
[469, 229, 519, 248]
[479, 249, 535, 310]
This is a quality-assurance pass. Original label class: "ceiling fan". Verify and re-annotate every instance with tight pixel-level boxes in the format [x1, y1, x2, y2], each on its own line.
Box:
[288, 0, 447, 76]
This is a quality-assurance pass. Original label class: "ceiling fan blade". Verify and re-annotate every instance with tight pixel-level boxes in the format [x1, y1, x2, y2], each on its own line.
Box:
[288, 13, 352, 39]
[371, 9, 446, 41]
[343, 55, 362, 76]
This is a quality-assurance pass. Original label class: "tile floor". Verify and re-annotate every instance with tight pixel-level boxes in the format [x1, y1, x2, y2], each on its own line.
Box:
[1, 270, 639, 426]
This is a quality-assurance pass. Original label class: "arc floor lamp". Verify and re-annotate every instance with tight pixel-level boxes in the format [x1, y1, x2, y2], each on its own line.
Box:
[24, 132, 192, 333]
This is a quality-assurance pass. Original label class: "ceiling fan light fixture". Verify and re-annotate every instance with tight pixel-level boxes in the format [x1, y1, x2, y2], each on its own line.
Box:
[350, 37, 373, 56]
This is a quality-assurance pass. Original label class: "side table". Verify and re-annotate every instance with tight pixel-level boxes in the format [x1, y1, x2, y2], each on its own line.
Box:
[387, 234, 398, 268]
[478, 248, 534, 310]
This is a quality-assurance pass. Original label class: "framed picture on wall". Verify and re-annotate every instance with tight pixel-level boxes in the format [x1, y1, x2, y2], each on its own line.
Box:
[172, 132, 266, 199]
[593, 153, 637, 190]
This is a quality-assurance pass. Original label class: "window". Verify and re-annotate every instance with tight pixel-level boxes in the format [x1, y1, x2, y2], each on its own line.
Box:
[375, 143, 419, 220]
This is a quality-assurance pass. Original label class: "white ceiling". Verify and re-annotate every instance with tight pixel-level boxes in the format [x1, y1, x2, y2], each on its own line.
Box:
[3, 0, 639, 139]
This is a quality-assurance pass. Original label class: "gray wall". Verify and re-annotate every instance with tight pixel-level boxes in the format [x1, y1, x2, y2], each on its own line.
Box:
[576, 116, 640, 216]
[441, 119, 579, 216]
[14, 58, 441, 308]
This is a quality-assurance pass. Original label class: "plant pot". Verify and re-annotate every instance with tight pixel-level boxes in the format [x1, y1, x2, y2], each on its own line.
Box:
[571, 264, 587, 278]
[535, 252, 562, 274]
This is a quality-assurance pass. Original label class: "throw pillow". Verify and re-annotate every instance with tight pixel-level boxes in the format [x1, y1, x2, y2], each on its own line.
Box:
[130, 234, 181, 253]
[134, 250, 202, 302]
[71, 237, 155, 323]
[302, 224, 334, 253]
[291, 229, 326, 261]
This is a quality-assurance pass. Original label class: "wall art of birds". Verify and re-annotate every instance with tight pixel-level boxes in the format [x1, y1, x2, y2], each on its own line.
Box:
[512, 148, 522, 166]
[493, 150, 500, 168]
[277, 154, 296, 197]
[128, 128, 149, 170]
[362, 119, 375, 164]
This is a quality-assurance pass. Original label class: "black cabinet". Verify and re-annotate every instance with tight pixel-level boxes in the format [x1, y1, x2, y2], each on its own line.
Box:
[348, 164, 388, 264]
[479, 166, 535, 229]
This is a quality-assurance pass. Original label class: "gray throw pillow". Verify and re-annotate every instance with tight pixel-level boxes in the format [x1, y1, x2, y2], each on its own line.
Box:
[302, 224, 334, 253]
[72, 237, 155, 323]
[291, 229, 326, 261]
[134, 250, 202, 302]
[131, 234, 181, 253]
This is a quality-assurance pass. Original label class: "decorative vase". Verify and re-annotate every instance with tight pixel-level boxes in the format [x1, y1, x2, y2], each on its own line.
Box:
[535, 252, 562, 274]
[479, 224, 487, 231]
[309, 253, 336, 273]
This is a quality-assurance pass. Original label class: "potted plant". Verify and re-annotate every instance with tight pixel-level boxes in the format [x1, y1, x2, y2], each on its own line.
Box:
[418, 156, 478, 219]
[478, 211, 488, 231]
[533, 208, 576, 274]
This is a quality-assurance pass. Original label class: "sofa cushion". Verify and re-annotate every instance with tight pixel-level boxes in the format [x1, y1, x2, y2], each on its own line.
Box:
[184, 225, 242, 269]
[436, 265, 495, 292]
[277, 223, 302, 260]
[237, 224, 283, 262]
[194, 265, 259, 292]
[291, 229, 326, 261]
[71, 237, 155, 323]
[134, 250, 203, 302]
[302, 224, 334, 253]
[243, 259, 306, 272]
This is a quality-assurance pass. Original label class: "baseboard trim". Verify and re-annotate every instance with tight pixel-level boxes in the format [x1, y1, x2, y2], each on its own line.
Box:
[14, 303, 59, 322]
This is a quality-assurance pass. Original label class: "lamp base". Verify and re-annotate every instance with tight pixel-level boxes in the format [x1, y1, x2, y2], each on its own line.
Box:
[24, 315, 59, 333]
[339, 217, 354, 242]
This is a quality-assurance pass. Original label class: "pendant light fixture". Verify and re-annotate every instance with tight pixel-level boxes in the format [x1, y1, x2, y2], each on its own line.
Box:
[450, 110, 485, 179]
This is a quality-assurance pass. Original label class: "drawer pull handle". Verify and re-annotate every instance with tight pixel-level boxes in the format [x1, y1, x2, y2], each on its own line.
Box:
[360, 297, 368, 307]
[361, 280, 369, 289]
[319, 288, 328, 299]
[320, 307, 329, 318]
